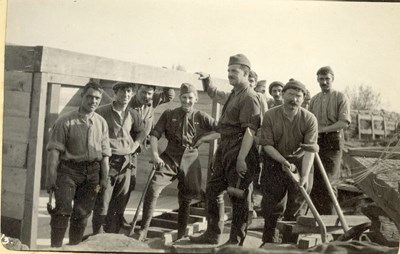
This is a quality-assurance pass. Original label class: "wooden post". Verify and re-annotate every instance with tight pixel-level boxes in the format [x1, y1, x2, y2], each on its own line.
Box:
[20, 73, 49, 248]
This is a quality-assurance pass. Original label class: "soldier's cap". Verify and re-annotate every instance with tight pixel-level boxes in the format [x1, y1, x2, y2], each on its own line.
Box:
[113, 82, 135, 91]
[180, 83, 197, 96]
[282, 79, 307, 95]
[228, 54, 251, 69]
[268, 81, 284, 95]
[256, 80, 267, 89]
[316, 66, 334, 76]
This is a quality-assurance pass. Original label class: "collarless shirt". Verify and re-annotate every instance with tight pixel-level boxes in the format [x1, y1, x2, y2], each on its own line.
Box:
[260, 106, 319, 157]
[309, 89, 351, 128]
[96, 103, 144, 155]
[47, 109, 111, 162]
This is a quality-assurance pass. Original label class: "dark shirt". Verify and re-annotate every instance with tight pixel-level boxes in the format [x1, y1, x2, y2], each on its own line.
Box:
[260, 105, 319, 157]
[150, 107, 217, 163]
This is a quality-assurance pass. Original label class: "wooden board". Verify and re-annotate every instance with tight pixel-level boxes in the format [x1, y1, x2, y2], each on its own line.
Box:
[347, 147, 400, 159]
[4, 70, 33, 92]
[3, 116, 31, 143]
[1, 191, 25, 220]
[296, 215, 370, 227]
[1, 167, 27, 195]
[3, 90, 31, 117]
[2, 142, 28, 168]
[4, 45, 37, 72]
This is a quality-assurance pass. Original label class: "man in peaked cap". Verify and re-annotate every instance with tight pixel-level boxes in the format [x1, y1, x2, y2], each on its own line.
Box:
[190, 54, 261, 246]
[309, 66, 351, 215]
[267, 81, 284, 109]
[137, 83, 220, 241]
[258, 79, 318, 245]
[91, 82, 146, 234]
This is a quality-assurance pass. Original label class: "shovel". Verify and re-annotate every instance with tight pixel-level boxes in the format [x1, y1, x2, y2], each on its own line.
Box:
[124, 164, 157, 237]
[47, 190, 55, 215]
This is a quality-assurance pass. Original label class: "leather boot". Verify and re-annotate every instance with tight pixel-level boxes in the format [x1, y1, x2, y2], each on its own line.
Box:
[50, 227, 67, 248]
[92, 215, 106, 235]
[68, 226, 86, 245]
[177, 199, 190, 240]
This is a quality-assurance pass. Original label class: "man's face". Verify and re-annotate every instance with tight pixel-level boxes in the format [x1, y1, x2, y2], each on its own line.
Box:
[137, 85, 155, 105]
[317, 73, 334, 93]
[271, 86, 283, 101]
[228, 64, 247, 87]
[255, 86, 266, 94]
[81, 88, 102, 113]
[283, 88, 304, 110]
[180, 92, 198, 112]
[115, 86, 134, 105]
[248, 77, 256, 88]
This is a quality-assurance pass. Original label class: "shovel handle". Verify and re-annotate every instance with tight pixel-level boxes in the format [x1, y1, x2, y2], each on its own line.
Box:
[49, 190, 53, 203]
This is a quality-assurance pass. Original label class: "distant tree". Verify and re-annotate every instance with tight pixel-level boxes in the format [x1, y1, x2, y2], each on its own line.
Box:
[344, 84, 381, 110]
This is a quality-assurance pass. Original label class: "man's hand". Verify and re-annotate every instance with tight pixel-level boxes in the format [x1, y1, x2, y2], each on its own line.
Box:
[281, 160, 291, 171]
[236, 158, 248, 178]
[192, 137, 204, 149]
[299, 176, 308, 189]
[195, 72, 210, 80]
[152, 155, 165, 169]
[99, 177, 108, 192]
[46, 172, 57, 194]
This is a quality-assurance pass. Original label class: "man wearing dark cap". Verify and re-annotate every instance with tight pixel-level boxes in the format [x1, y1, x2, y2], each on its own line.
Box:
[190, 54, 261, 246]
[259, 79, 319, 245]
[309, 66, 350, 215]
[267, 81, 284, 109]
[120, 84, 175, 227]
[138, 83, 219, 241]
[91, 82, 146, 234]
[46, 81, 111, 247]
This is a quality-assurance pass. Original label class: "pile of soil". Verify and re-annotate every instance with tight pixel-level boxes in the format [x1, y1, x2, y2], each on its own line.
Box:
[1, 235, 29, 251]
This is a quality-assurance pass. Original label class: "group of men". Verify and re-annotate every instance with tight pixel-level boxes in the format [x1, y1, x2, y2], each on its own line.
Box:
[46, 53, 350, 248]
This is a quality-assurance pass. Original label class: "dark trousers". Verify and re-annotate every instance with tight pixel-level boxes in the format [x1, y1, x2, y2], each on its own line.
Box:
[141, 150, 202, 237]
[50, 160, 100, 245]
[205, 137, 258, 245]
[92, 154, 133, 233]
[311, 149, 342, 215]
[261, 158, 312, 242]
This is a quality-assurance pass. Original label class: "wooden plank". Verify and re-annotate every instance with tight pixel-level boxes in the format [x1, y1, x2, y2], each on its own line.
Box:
[343, 153, 400, 230]
[157, 212, 206, 224]
[3, 116, 30, 143]
[296, 215, 370, 227]
[347, 148, 400, 159]
[4, 45, 38, 72]
[149, 218, 178, 229]
[4, 70, 33, 92]
[2, 142, 28, 168]
[1, 191, 25, 220]
[3, 90, 31, 117]
[292, 224, 344, 235]
[21, 73, 49, 248]
[1, 167, 27, 195]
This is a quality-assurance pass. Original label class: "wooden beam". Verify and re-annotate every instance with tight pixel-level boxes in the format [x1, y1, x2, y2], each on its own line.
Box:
[2, 142, 28, 168]
[4, 70, 33, 92]
[347, 147, 400, 159]
[3, 116, 31, 143]
[3, 90, 31, 118]
[20, 73, 49, 248]
[296, 215, 370, 227]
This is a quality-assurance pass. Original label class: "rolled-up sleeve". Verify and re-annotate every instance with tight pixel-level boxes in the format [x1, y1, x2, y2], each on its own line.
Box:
[338, 93, 351, 124]
[259, 113, 274, 147]
[240, 95, 261, 132]
[47, 120, 67, 152]
[101, 121, 112, 157]
[303, 115, 319, 153]
[150, 110, 168, 139]
[199, 111, 217, 132]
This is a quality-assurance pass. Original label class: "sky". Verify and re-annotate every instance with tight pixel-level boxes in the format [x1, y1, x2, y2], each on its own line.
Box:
[4, 0, 400, 111]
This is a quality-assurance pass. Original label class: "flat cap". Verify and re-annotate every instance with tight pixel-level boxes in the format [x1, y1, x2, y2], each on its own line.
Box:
[256, 80, 267, 89]
[113, 81, 134, 91]
[228, 54, 251, 69]
[180, 83, 197, 96]
[268, 81, 284, 94]
[316, 66, 334, 76]
[282, 79, 307, 94]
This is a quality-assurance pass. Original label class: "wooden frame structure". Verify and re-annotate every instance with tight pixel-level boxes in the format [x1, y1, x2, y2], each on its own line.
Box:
[2, 45, 229, 248]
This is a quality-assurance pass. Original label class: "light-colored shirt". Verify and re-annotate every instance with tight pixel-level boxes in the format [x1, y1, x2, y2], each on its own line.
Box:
[309, 89, 351, 128]
[47, 109, 111, 162]
[260, 106, 319, 157]
[96, 103, 145, 155]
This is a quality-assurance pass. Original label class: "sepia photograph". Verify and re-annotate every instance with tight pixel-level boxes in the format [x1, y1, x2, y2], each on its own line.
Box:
[1, 0, 400, 253]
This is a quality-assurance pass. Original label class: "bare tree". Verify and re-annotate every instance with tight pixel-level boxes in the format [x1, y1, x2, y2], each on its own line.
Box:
[344, 84, 381, 110]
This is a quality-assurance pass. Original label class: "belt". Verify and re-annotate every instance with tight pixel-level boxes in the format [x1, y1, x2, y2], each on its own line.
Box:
[61, 160, 100, 168]
[318, 130, 340, 138]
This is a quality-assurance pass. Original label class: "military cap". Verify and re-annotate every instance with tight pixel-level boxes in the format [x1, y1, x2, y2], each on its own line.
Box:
[180, 83, 197, 96]
[282, 79, 307, 94]
[268, 81, 284, 95]
[256, 80, 267, 89]
[316, 66, 334, 76]
[228, 54, 251, 69]
[113, 82, 134, 91]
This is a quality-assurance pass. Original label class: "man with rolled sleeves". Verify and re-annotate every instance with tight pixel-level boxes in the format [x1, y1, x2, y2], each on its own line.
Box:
[91, 82, 146, 234]
[120, 84, 175, 227]
[190, 54, 261, 246]
[259, 79, 319, 245]
[309, 66, 351, 215]
[46, 81, 111, 247]
[267, 81, 284, 109]
[138, 83, 219, 241]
